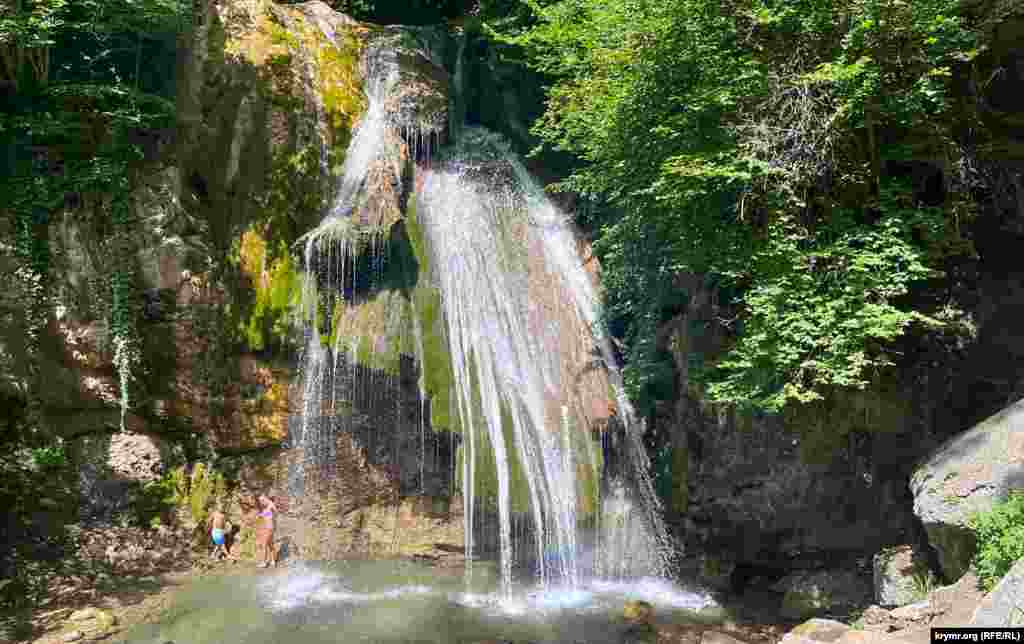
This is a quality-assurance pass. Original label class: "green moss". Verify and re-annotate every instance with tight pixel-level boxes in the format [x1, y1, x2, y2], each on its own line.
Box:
[285, 9, 365, 175]
[671, 445, 689, 514]
[576, 435, 603, 519]
[414, 285, 457, 431]
[237, 229, 303, 352]
[453, 384, 604, 518]
[404, 197, 461, 432]
[456, 424, 605, 519]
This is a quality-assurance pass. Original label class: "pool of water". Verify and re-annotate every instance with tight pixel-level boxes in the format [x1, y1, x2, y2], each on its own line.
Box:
[116, 559, 722, 644]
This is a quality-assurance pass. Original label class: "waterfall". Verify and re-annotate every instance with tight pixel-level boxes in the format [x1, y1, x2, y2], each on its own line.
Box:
[417, 128, 671, 588]
[287, 21, 671, 592]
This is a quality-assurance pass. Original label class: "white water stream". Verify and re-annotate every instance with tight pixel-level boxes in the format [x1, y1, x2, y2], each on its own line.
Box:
[288, 22, 672, 599]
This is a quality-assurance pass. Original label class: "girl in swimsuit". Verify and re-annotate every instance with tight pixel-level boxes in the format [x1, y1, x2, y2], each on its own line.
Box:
[257, 494, 277, 568]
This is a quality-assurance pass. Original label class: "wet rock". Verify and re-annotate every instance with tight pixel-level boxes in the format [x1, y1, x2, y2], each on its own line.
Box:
[872, 545, 936, 607]
[623, 599, 655, 624]
[910, 398, 1024, 581]
[773, 570, 873, 620]
[780, 619, 851, 644]
[678, 555, 737, 592]
[621, 624, 658, 644]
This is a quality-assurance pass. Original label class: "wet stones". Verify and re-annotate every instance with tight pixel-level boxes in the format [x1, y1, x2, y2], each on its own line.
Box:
[623, 599, 655, 625]
[772, 570, 873, 620]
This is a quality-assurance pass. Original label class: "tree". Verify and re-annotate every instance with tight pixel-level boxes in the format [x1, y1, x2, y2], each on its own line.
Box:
[498, 0, 982, 413]
[0, 0, 67, 92]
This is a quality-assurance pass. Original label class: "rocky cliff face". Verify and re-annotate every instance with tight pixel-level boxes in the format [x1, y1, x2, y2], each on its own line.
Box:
[2, 0, 465, 557]
[657, 275, 927, 583]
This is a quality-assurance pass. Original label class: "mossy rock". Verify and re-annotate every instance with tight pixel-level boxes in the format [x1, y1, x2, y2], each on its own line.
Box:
[624, 599, 655, 624]
[781, 591, 832, 620]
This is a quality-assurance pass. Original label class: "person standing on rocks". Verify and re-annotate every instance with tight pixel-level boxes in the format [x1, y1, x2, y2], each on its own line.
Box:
[256, 494, 278, 568]
[207, 504, 231, 561]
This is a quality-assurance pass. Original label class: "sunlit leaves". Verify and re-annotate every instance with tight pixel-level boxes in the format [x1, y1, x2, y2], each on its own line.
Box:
[501, 0, 981, 414]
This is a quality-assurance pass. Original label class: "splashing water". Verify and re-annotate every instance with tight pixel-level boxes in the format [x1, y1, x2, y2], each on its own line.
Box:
[286, 17, 672, 596]
[417, 128, 672, 591]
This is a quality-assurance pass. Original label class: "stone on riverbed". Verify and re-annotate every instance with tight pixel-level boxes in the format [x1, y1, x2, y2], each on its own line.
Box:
[780, 618, 851, 644]
[623, 599, 655, 624]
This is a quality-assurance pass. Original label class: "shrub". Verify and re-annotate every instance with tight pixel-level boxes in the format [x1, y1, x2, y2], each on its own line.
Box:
[133, 473, 180, 528]
[969, 490, 1024, 590]
[29, 445, 66, 470]
[188, 463, 227, 527]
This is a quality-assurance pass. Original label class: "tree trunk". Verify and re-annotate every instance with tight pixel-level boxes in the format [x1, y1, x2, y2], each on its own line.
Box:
[134, 30, 143, 92]
[0, 45, 19, 90]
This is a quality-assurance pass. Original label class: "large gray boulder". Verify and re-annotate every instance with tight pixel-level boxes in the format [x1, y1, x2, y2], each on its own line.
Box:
[910, 399, 1024, 581]
[971, 558, 1024, 626]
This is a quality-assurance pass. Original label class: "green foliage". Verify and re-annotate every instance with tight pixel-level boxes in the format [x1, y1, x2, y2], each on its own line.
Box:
[133, 470, 182, 528]
[29, 444, 66, 470]
[704, 183, 946, 410]
[911, 567, 937, 600]
[186, 463, 227, 527]
[969, 491, 1024, 591]
[501, 0, 984, 414]
[0, 400, 79, 612]
[236, 229, 304, 352]
[316, 0, 464, 25]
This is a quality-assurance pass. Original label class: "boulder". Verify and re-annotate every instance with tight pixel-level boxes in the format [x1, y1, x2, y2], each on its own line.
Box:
[780, 619, 851, 644]
[773, 570, 873, 620]
[623, 599, 655, 624]
[889, 599, 937, 622]
[872, 545, 937, 607]
[678, 555, 736, 592]
[910, 398, 1024, 582]
[971, 558, 1024, 626]
[857, 605, 896, 632]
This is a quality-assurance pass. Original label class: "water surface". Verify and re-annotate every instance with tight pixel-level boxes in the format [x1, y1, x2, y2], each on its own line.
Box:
[117, 559, 719, 644]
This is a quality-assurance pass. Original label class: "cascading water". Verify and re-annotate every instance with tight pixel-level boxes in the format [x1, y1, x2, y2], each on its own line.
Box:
[416, 128, 672, 590]
[287, 19, 672, 596]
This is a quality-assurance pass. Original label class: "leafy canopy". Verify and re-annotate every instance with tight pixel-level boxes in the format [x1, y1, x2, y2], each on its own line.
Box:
[495, 0, 981, 413]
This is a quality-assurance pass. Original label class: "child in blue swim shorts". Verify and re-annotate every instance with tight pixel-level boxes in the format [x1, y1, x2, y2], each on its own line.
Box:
[207, 505, 230, 560]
